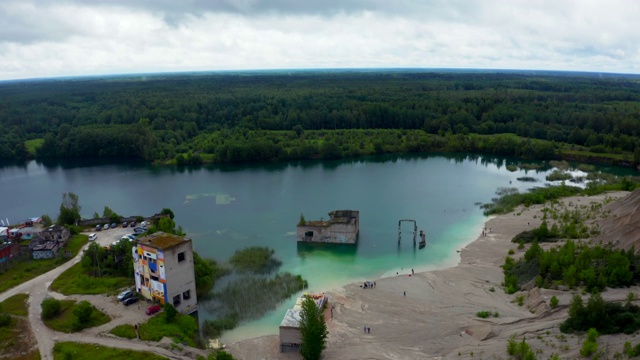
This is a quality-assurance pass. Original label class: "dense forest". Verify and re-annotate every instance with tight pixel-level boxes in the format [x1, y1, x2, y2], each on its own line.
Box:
[1, 70, 640, 167]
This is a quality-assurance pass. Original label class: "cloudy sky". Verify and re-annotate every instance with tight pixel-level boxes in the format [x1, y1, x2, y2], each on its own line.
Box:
[0, 0, 638, 80]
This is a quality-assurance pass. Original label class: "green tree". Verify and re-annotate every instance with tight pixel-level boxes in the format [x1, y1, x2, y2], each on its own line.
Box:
[41, 214, 53, 227]
[580, 328, 599, 357]
[41, 297, 62, 320]
[57, 192, 81, 225]
[299, 296, 328, 360]
[158, 217, 177, 234]
[160, 208, 175, 219]
[164, 303, 177, 323]
[102, 206, 121, 223]
[73, 300, 93, 324]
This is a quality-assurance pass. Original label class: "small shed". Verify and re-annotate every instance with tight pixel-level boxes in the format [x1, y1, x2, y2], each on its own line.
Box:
[279, 308, 302, 351]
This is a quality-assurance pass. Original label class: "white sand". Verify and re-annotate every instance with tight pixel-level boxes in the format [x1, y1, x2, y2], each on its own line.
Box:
[227, 191, 640, 359]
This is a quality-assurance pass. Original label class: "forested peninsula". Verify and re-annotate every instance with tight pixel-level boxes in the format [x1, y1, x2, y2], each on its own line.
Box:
[2, 70, 640, 168]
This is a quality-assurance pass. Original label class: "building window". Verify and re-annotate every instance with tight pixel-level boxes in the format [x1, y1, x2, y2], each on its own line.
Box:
[151, 275, 159, 282]
[183, 290, 191, 300]
[178, 252, 185, 262]
[173, 294, 181, 306]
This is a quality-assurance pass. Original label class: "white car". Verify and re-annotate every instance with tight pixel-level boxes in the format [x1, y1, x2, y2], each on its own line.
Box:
[88, 233, 97, 241]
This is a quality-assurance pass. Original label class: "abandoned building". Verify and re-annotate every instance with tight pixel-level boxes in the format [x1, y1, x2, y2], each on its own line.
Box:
[132, 231, 198, 315]
[297, 210, 359, 244]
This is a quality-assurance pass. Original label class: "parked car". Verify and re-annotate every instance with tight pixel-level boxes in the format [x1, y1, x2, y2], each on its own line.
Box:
[123, 297, 139, 306]
[129, 221, 137, 227]
[133, 227, 146, 234]
[88, 233, 97, 242]
[95, 224, 102, 231]
[110, 223, 117, 229]
[122, 221, 128, 227]
[140, 221, 148, 227]
[146, 304, 162, 315]
[103, 224, 110, 230]
[125, 234, 137, 240]
[117, 290, 133, 301]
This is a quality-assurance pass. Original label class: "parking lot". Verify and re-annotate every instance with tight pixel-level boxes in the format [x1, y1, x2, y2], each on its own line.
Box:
[84, 223, 143, 248]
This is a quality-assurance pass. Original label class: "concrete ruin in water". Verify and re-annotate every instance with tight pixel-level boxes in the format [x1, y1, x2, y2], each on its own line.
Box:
[297, 210, 359, 244]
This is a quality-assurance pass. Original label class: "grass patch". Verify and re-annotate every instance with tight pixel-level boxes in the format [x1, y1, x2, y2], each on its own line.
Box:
[0, 293, 38, 359]
[1, 293, 29, 316]
[53, 342, 166, 360]
[65, 234, 89, 256]
[229, 246, 282, 274]
[50, 262, 133, 295]
[0, 234, 88, 293]
[24, 139, 44, 156]
[43, 300, 110, 333]
[110, 324, 137, 339]
[139, 311, 198, 347]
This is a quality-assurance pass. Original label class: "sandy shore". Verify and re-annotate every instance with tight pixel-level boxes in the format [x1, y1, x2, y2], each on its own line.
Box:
[227, 191, 636, 359]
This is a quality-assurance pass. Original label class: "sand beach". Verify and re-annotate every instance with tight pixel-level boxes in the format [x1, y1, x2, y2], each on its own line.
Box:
[227, 191, 638, 359]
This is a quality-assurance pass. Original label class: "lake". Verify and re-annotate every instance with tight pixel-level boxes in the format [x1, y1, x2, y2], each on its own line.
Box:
[0, 154, 626, 342]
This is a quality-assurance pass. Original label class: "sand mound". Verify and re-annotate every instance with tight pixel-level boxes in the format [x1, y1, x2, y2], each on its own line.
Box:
[597, 188, 640, 250]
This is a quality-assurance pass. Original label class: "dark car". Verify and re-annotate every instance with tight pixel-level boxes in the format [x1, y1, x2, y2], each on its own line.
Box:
[122, 221, 128, 227]
[146, 305, 161, 315]
[130, 221, 137, 227]
[110, 223, 117, 229]
[95, 224, 102, 231]
[133, 227, 146, 234]
[123, 297, 139, 306]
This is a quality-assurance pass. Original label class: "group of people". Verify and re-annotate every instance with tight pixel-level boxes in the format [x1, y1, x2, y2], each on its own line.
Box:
[361, 281, 376, 288]
[481, 227, 492, 237]
[363, 326, 371, 333]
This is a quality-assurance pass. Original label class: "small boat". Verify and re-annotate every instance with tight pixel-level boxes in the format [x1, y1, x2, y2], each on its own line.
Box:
[418, 230, 426, 249]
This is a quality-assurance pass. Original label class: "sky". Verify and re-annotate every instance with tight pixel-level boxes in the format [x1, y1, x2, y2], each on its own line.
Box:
[0, 0, 639, 81]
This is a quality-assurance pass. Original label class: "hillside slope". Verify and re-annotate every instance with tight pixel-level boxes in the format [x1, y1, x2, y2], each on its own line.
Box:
[597, 188, 640, 250]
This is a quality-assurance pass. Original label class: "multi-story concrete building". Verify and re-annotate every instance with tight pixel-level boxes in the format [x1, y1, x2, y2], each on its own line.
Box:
[132, 232, 198, 314]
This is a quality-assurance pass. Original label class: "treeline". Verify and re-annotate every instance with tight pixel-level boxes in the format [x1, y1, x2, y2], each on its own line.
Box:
[1, 71, 640, 164]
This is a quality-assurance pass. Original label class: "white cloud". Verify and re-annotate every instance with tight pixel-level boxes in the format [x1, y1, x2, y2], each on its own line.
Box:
[0, 0, 639, 80]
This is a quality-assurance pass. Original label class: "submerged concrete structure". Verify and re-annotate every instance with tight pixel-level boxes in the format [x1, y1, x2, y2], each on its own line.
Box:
[297, 210, 359, 244]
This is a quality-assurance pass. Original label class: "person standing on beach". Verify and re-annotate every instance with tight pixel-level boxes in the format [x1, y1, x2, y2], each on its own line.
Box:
[403, 291, 406, 297]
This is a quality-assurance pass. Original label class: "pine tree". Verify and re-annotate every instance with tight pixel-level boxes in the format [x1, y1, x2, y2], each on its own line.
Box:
[299, 296, 328, 360]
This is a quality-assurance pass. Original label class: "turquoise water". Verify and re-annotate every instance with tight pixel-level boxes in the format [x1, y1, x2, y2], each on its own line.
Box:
[0, 153, 628, 343]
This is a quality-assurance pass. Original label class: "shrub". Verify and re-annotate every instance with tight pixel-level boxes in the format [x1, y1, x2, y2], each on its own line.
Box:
[41, 297, 62, 320]
[476, 311, 492, 318]
[550, 296, 559, 309]
[0, 313, 11, 327]
[579, 328, 598, 357]
[73, 300, 93, 325]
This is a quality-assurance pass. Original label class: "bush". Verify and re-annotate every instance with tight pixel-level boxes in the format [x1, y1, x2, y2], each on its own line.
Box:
[229, 247, 282, 274]
[164, 303, 177, 323]
[476, 311, 492, 318]
[580, 328, 599, 356]
[41, 297, 62, 320]
[73, 301, 93, 325]
[550, 296, 559, 309]
[0, 313, 11, 327]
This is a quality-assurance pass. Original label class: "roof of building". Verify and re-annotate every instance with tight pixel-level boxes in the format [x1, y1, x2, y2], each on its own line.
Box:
[280, 308, 301, 328]
[136, 231, 190, 250]
[33, 241, 58, 251]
